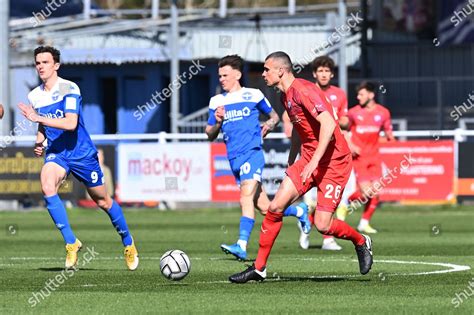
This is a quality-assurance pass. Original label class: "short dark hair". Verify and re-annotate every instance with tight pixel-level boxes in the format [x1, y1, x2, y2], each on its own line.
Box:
[218, 55, 243, 73]
[356, 81, 376, 93]
[265, 51, 292, 72]
[311, 55, 335, 73]
[34, 46, 61, 63]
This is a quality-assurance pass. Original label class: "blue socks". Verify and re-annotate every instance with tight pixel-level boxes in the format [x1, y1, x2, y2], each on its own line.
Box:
[44, 194, 76, 244]
[283, 203, 304, 217]
[106, 200, 133, 246]
[238, 216, 255, 249]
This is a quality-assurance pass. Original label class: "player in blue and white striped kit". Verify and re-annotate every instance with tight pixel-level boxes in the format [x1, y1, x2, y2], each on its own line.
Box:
[18, 46, 138, 271]
[206, 55, 311, 260]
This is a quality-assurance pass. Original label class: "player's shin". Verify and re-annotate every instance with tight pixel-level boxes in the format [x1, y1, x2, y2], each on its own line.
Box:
[237, 216, 255, 250]
[44, 194, 76, 244]
[362, 197, 379, 221]
[254, 211, 283, 271]
[324, 218, 365, 246]
[106, 200, 133, 246]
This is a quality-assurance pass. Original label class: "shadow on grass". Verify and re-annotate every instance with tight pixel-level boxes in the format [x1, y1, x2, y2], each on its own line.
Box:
[273, 276, 370, 283]
[37, 267, 98, 272]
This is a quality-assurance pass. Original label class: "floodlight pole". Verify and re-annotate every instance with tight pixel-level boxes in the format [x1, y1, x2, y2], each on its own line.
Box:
[83, 0, 91, 20]
[219, 0, 227, 18]
[152, 0, 159, 19]
[288, 0, 296, 15]
[170, 0, 180, 134]
[0, 0, 10, 135]
[338, 0, 348, 93]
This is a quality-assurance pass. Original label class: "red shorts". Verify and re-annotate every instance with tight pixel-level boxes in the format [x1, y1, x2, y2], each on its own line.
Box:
[352, 156, 382, 183]
[286, 153, 352, 213]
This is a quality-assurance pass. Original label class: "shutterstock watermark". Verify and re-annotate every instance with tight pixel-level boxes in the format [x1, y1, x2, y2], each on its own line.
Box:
[30, 0, 69, 27]
[0, 118, 36, 152]
[27, 246, 99, 307]
[293, 11, 363, 73]
[449, 91, 474, 121]
[451, 277, 474, 308]
[450, 0, 474, 27]
[133, 60, 206, 121]
[349, 153, 416, 213]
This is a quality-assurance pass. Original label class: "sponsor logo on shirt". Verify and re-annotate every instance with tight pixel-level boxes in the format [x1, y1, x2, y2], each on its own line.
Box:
[224, 106, 251, 122]
[42, 109, 64, 119]
[355, 125, 380, 134]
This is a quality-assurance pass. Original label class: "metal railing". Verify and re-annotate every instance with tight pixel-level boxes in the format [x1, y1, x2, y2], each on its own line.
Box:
[3, 129, 474, 145]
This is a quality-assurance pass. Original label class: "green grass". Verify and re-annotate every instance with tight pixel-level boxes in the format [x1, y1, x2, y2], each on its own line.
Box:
[0, 205, 473, 314]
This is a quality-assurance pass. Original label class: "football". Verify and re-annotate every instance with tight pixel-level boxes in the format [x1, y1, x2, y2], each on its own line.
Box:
[159, 249, 191, 281]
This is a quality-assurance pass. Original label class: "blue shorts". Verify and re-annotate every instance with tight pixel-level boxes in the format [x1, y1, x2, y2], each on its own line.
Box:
[229, 149, 265, 185]
[45, 152, 104, 188]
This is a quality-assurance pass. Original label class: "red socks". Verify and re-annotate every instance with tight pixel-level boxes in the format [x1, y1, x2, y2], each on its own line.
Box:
[254, 211, 284, 270]
[362, 197, 379, 220]
[349, 190, 362, 202]
[324, 218, 365, 246]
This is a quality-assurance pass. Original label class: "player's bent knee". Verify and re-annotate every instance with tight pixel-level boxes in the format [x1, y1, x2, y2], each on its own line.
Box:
[41, 183, 57, 196]
[314, 222, 331, 234]
[268, 202, 284, 213]
[95, 198, 111, 210]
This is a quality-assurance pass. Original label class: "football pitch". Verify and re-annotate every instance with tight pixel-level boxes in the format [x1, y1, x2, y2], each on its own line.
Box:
[1, 205, 473, 314]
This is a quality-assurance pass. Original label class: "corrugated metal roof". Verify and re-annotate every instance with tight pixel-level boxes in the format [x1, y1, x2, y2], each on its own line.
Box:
[10, 14, 360, 66]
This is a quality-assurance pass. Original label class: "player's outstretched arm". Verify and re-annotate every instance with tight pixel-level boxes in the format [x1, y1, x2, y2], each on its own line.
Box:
[301, 111, 336, 183]
[261, 109, 279, 138]
[18, 103, 78, 131]
[288, 126, 301, 166]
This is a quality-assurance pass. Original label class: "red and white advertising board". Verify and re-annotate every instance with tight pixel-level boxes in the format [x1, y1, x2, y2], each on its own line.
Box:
[379, 140, 454, 202]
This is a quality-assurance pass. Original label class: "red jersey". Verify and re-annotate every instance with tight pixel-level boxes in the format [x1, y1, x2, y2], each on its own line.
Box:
[282, 78, 350, 164]
[347, 103, 393, 158]
[320, 85, 348, 122]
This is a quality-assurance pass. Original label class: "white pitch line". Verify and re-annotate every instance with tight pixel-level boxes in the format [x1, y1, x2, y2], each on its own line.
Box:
[4, 257, 470, 282]
[375, 259, 471, 276]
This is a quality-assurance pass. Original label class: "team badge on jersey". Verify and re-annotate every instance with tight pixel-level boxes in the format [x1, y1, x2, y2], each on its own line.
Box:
[242, 91, 252, 101]
[52, 91, 59, 101]
[374, 115, 381, 122]
[287, 101, 291, 108]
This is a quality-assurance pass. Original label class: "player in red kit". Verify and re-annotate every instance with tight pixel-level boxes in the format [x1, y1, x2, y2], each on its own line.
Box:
[229, 51, 373, 283]
[347, 81, 395, 234]
[296, 55, 359, 251]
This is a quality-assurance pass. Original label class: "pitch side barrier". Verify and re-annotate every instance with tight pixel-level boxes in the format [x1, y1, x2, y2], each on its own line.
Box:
[1, 130, 474, 204]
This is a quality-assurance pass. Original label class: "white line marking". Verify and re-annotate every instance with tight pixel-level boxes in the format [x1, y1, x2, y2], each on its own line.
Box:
[4, 256, 469, 286]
